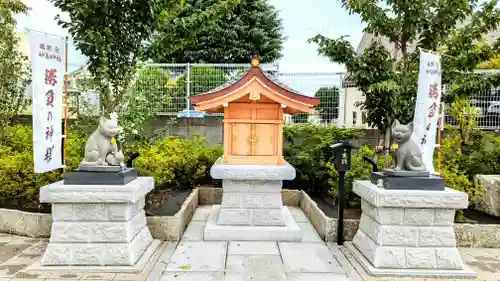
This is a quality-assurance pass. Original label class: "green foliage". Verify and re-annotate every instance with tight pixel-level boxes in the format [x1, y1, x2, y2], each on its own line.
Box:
[283, 124, 362, 195]
[327, 145, 388, 207]
[49, 0, 165, 115]
[67, 76, 102, 135]
[309, 0, 500, 142]
[291, 113, 309, 123]
[315, 87, 340, 122]
[448, 97, 481, 147]
[179, 67, 228, 97]
[134, 136, 223, 188]
[440, 130, 483, 204]
[439, 98, 500, 205]
[117, 67, 170, 152]
[173, 67, 229, 111]
[67, 94, 100, 135]
[477, 54, 500, 69]
[0, 0, 30, 130]
[0, 125, 87, 211]
[310, 35, 414, 139]
[147, 0, 283, 63]
[292, 87, 340, 123]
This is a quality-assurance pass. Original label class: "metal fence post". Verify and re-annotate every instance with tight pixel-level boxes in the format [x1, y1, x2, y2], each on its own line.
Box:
[186, 63, 191, 111]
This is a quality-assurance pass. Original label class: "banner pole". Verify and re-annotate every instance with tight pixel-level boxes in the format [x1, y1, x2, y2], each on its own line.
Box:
[436, 103, 443, 173]
[63, 36, 69, 169]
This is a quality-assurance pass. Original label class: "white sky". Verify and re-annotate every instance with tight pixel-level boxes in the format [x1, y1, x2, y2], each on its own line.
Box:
[16, 0, 366, 73]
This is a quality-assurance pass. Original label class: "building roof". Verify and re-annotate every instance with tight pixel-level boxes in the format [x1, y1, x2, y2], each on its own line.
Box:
[69, 64, 89, 77]
[357, 17, 500, 57]
[346, 18, 500, 87]
[190, 57, 320, 113]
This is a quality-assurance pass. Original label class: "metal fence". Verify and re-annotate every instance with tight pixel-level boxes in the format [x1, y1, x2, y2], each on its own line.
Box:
[442, 86, 500, 131]
[68, 63, 500, 130]
[141, 63, 344, 124]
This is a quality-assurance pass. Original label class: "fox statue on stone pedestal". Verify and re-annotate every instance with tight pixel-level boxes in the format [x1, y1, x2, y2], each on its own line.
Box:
[390, 119, 426, 172]
[80, 113, 125, 167]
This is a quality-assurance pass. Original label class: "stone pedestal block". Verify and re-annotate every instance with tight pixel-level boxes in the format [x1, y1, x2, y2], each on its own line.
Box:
[39, 177, 159, 267]
[204, 158, 302, 241]
[474, 174, 500, 217]
[347, 180, 476, 278]
[217, 180, 286, 226]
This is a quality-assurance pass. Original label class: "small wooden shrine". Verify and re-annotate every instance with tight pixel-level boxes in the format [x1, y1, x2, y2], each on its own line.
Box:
[190, 56, 320, 165]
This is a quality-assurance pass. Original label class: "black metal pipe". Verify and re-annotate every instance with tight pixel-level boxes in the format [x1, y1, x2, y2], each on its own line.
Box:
[362, 156, 379, 172]
[126, 152, 140, 168]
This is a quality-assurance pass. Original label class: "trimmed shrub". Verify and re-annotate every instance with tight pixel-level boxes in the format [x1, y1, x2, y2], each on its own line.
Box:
[283, 124, 363, 195]
[0, 125, 87, 211]
[134, 136, 223, 188]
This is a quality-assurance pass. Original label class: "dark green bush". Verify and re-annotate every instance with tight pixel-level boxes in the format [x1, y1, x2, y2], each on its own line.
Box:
[439, 99, 500, 206]
[283, 124, 363, 195]
[440, 128, 500, 205]
[134, 136, 223, 188]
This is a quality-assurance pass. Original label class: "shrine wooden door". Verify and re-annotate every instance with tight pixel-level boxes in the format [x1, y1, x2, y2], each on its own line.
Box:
[253, 124, 275, 156]
[225, 101, 284, 165]
[231, 123, 252, 155]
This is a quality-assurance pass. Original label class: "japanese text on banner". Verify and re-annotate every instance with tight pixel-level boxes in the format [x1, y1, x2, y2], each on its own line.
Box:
[412, 50, 442, 174]
[28, 32, 65, 173]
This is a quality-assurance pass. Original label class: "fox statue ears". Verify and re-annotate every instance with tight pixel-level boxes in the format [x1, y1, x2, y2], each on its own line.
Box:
[407, 122, 414, 132]
[392, 119, 414, 132]
[99, 116, 106, 127]
[392, 119, 401, 128]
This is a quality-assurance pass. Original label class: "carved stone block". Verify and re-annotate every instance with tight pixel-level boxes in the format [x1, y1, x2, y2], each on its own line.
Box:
[39, 177, 158, 266]
[351, 180, 468, 272]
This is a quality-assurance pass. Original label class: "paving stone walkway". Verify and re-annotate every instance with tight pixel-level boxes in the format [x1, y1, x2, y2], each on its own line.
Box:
[0, 206, 500, 280]
[151, 206, 353, 281]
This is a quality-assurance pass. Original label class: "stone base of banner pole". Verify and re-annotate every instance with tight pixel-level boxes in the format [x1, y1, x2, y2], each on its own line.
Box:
[345, 180, 477, 278]
[26, 177, 159, 273]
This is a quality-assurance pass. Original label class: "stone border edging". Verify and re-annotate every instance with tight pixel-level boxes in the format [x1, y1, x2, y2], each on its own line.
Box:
[0, 187, 499, 247]
[0, 208, 52, 238]
[298, 190, 500, 248]
[147, 188, 199, 240]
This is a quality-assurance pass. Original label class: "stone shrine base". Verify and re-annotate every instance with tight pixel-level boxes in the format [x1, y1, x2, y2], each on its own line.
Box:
[349, 180, 477, 278]
[204, 158, 302, 242]
[204, 205, 302, 241]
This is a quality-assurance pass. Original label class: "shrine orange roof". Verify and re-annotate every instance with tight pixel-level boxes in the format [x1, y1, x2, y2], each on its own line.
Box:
[190, 57, 320, 114]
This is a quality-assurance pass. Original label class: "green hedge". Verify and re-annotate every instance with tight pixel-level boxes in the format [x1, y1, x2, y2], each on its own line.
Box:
[132, 124, 365, 194]
[283, 124, 363, 196]
[0, 125, 87, 211]
[134, 136, 223, 188]
[0, 124, 366, 211]
[8, 122, 496, 213]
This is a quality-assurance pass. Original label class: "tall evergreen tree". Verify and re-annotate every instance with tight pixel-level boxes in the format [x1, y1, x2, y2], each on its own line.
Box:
[147, 0, 284, 63]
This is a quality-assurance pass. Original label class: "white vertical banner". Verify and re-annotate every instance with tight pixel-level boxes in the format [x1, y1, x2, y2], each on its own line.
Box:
[28, 31, 66, 173]
[412, 50, 442, 175]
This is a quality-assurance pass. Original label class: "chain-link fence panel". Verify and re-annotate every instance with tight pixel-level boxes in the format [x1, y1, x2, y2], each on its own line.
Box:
[142, 63, 344, 125]
[275, 72, 344, 124]
[443, 85, 500, 130]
